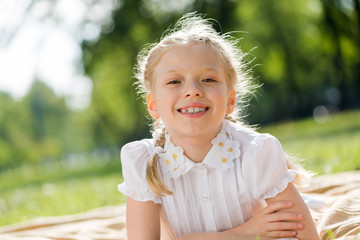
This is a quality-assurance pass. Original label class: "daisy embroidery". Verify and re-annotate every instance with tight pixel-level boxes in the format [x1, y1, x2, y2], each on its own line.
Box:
[161, 144, 186, 179]
[211, 131, 229, 148]
[211, 130, 240, 170]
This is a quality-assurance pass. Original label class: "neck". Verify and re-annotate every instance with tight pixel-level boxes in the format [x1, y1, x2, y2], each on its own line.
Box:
[167, 125, 222, 163]
[178, 137, 212, 163]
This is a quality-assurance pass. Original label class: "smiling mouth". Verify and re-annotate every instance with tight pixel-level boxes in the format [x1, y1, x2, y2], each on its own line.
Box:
[178, 107, 209, 114]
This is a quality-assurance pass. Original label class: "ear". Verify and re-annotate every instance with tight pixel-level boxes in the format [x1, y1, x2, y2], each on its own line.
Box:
[227, 89, 236, 114]
[146, 93, 160, 119]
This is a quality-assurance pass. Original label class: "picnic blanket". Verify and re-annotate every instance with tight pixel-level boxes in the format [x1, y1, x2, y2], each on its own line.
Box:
[300, 171, 360, 240]
[0, 171, 359, 240]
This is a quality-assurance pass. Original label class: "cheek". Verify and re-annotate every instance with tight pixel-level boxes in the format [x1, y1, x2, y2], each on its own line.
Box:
[155, 93, 175, 112]
[213, 88, 229, 103]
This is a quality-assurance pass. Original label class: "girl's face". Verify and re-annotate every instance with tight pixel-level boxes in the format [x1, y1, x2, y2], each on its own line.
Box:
[147, 43, 236, 144]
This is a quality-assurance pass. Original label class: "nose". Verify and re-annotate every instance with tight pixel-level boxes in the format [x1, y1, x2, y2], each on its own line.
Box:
[184, 80, 203, 98]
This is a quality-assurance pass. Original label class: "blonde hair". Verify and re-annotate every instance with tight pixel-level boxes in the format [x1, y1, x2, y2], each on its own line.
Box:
[135, 13, 253, 122]
[134, 13, 309, 197]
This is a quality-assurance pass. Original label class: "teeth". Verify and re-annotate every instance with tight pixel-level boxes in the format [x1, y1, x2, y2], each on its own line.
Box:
[180, 107, 206, 114]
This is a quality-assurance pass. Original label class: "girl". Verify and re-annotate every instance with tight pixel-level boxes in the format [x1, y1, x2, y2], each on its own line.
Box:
[118, 13, 319, 240]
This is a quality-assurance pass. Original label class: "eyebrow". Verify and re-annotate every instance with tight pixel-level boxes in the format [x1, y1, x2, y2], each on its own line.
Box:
[162, 66, 222, 74]
[202, 67, 222, 74]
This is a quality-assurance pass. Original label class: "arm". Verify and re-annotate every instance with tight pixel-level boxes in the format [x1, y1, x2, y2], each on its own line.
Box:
[265, 182, 319, 239]
[127, 197, 240, 240]
[178, 201, 298, 240]
[225, 200, 303, 238]
[178, 233, 273, 240]
[126, 197, 161, 240]
[129, 195, 301, 240]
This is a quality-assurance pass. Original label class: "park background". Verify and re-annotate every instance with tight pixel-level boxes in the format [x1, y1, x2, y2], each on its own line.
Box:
[0, 0, 359, 226]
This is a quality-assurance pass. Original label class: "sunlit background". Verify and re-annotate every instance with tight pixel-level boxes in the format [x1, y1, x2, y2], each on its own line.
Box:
[0, 0, 359, 226]
[0, 0, 119, 109]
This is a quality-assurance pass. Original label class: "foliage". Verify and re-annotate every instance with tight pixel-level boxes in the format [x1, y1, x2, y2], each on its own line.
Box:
[232, 0, 360, 123]
[83, 0, 360, 130]
[0, 82, 67, 167]
[0, 81, 96, 168]
[0, 0, 359, 167]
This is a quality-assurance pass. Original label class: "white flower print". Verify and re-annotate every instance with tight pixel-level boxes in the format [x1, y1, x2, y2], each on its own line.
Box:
[223, 140, 240, 159]
[161, 144, 186, 179]
[211, 131, 228, 148]
[210, 129, 240, 170]
[158, 120, 241, 178]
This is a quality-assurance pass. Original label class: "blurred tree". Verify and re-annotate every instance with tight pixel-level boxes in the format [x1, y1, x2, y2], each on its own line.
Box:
[233, 0, 327, 122]
[0, 92, 17, 167]
[231, 0, 360, 123]
[24, 80, 69, 159]
[83, 2, 143, 147]
[0, 80, 72, 167]
[83, 0, 168, 147]
[0, 90, 35, 166]
[82, 0, 360, 143]
[320, 0, 360, 109]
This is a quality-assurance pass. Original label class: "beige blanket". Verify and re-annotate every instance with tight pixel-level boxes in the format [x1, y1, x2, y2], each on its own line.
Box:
[1, 171, 359, 240]
[301, 171, 360, 240]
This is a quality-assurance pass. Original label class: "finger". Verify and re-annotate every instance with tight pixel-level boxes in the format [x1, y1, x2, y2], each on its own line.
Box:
[268, 212, 303, 222]
[262, 201, 293, 214]
[267, 221, 304, 231]
[266, 230, 298, 238]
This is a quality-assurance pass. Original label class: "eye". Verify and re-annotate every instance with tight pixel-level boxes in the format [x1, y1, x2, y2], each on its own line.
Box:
[202, 78, 216, 83]
[167, 80, 181, 85]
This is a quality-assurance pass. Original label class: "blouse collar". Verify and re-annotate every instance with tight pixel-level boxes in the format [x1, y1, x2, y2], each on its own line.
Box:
[154, 120, 240, 179]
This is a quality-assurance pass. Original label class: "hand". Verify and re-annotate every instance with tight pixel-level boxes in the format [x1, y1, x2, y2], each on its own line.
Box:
[232, 200, 304, 238]
[178, 232, 274, 240]
[177, 201, 300, 240]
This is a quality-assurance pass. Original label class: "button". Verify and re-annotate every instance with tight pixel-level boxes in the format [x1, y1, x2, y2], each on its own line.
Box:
[208, 223, 217, 232]
[202, 193, 209, 200]
[197, 164, 206, 170]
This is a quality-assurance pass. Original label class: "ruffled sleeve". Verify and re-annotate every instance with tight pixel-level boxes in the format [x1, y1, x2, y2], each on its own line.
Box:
[241, 134, 296, 201]
[117, 140, 161, 204]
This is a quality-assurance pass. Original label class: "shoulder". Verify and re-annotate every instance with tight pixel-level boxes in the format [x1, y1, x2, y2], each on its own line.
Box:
[228, 121, 295, 200]
[226, 120, 281, 151]
[121, 138, 154, 166]
[119, 138, 162, 203]
[121, 138, 154, 157]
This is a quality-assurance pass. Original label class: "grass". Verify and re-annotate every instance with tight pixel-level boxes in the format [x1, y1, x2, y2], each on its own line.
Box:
[0, 156, 125, 226]
[259, 110, 360, 174]
[0, 110, 359, 227]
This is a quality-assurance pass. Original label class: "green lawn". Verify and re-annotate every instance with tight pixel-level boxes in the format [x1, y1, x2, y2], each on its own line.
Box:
[0, 110, 359, 227]
[0, 158, 125, 226]
[259, 110, 360, 174]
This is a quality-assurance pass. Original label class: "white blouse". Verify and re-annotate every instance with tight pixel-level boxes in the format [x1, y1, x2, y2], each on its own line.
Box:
[118, 120, 296, 238]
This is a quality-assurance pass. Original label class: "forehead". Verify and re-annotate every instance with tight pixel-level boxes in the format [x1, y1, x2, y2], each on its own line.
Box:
[154, 43, 224, 76]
